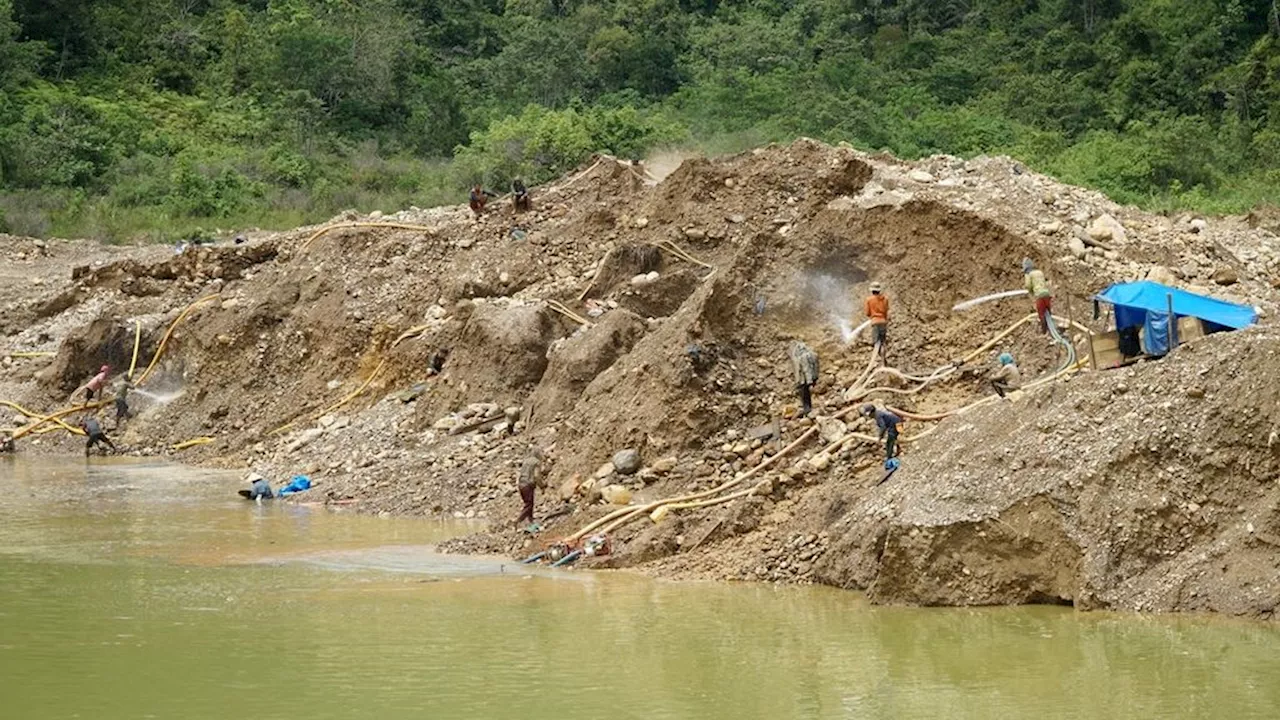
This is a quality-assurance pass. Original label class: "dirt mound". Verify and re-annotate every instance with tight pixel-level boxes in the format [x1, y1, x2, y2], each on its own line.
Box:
[5, 142, 1280, 619]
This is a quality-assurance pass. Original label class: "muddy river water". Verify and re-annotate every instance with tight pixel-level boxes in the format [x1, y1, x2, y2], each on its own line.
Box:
[2, 457, 1279, 719]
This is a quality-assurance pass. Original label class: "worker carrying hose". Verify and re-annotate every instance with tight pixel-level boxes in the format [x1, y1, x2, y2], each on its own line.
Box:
[861, 404, 902, 460]
[80, 415, 117, 456]
[990, 352, 1021, 398]
[512, 178, 531, 213]
[515, 447, 546, 528]
[788, 341, 820, 417]
[864, 282, 889, 363]
[1022, 259, 1054, 335]
[80, 365, 111, 403]
[114, 379, 133, 426]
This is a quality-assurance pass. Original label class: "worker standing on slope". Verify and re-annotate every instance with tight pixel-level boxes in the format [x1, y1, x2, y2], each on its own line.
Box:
[990, 352, 1021, 398]
[80, 365, 111, 403]
[861, 403, 902, 460]
[788, 340, 820, 418]
[1023, 258, 1054, 335]
[114, 378, 133, 426]
[864, 282, 889, 364]
[515, 447, 545, 528]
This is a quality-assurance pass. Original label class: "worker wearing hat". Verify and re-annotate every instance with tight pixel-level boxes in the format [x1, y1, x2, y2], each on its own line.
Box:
[864, 281, 890, 363]
[239, 472, 274, 503]
[861, 403, 902, 461]
[990, 352, 1021, 398]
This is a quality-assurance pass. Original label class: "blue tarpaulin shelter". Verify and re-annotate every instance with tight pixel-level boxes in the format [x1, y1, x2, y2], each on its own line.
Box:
[1095, 281, 1256, 356]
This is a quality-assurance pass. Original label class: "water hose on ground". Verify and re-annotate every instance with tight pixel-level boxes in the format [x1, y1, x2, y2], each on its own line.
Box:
[565, 310, 1097, 542]
[5, 351, 55, 358]
[1, 401, 85, 437]
[546, 300, 591, 326]
[135, 295, 220, 386]
[171, 437, 214, 451]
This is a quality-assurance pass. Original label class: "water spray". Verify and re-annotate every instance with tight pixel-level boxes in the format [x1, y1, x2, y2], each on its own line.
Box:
[952, 289, 1028, 312]
[839, 318, 872, 344]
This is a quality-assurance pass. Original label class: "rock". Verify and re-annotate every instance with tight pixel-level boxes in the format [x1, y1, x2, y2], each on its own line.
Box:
[284, 428, 324, 454]
[724, 178, 736, 188]
[1088, 214, 1127, 244]
[1189, 218, 1208, 233]
[32, 239, 48, 250]
[908, 169, 936, 183]
[10, 414, 28, 427]
[818, 418, 848, 444]
[594, 461, 616, 480]
[630, 272, 658, 287]
[318, 414, 337, 428]
[1146, 266, 1179, 286]
[633, 217, 649, 228]
[1212, 266, 1239, 286]
[426, 304, 447, 320]
[683, 228, 706, 240]
[433, 416, 458, 431]
[728, 214, 746, 224]
[220, 298, 241, 310]
[612, 449, 642, 475]
[1067, 235, 1087, 260]
[808, 453, 832, 471]
[558, 475, 582, 501]
[1186, 387, 1206, 399]
[602, 484, 633, 505]
[650, 456, 679, 474]
[1039, 220, 1063, 235]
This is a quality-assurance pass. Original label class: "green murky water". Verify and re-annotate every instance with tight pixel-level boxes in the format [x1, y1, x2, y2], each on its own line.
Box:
[2, 457, 1279, 719]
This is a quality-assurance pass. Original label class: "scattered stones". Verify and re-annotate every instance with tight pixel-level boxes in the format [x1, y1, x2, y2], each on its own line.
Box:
[908, 169, 936, 183]
[1088, 214, 1127, 244]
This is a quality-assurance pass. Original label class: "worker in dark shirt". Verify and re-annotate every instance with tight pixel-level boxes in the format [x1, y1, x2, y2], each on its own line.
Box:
[80, 416, 117, 456]
[861, 404, 902, 460]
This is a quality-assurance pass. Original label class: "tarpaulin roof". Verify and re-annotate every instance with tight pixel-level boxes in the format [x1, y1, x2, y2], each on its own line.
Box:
[1096, 281, 1257, 330]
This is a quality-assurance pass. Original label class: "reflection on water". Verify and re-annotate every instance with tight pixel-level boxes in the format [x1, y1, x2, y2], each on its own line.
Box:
[1, 456, 1279, 719]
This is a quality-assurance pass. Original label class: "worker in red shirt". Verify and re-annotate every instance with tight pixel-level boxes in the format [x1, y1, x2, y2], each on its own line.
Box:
[864, 282, 889, 363]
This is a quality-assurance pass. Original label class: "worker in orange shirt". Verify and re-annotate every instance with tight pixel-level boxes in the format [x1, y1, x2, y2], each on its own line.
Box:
[864, 281, 889, 363]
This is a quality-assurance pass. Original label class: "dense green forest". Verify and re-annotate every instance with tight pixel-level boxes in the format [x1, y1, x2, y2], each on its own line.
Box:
[0, 0, 1277, 241]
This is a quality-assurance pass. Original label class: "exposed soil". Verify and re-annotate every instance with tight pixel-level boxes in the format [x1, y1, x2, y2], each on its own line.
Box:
[4, 140, 1280, 619]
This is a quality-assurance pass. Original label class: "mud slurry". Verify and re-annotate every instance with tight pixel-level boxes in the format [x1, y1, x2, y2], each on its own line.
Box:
[4, 139, 1280, 618]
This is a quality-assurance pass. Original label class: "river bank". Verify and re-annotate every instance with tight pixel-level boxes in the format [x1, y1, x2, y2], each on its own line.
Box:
[3, 140, 1280, 618]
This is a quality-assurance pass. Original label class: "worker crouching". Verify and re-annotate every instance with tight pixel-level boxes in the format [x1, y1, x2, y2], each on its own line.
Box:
[991, 352, 1021, 398]
[861, 404, 902, 460]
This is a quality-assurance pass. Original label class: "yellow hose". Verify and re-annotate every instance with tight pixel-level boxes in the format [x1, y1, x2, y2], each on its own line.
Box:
[171, 437, 214, 451]
[270, 356, 389, 436]
[136, 295, 220, 386]
[5, 351, 55, 358]
[0, 401, 86, 437]
[127, 319, 142, 380]
[566, 312, 1096, 541]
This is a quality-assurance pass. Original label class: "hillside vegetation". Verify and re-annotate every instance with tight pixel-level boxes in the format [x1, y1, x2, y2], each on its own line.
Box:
[1, 0, 1278, 241]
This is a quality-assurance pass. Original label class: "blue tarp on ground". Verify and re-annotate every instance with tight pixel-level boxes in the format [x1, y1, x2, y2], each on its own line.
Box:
[1096, 281, 1257, 356]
